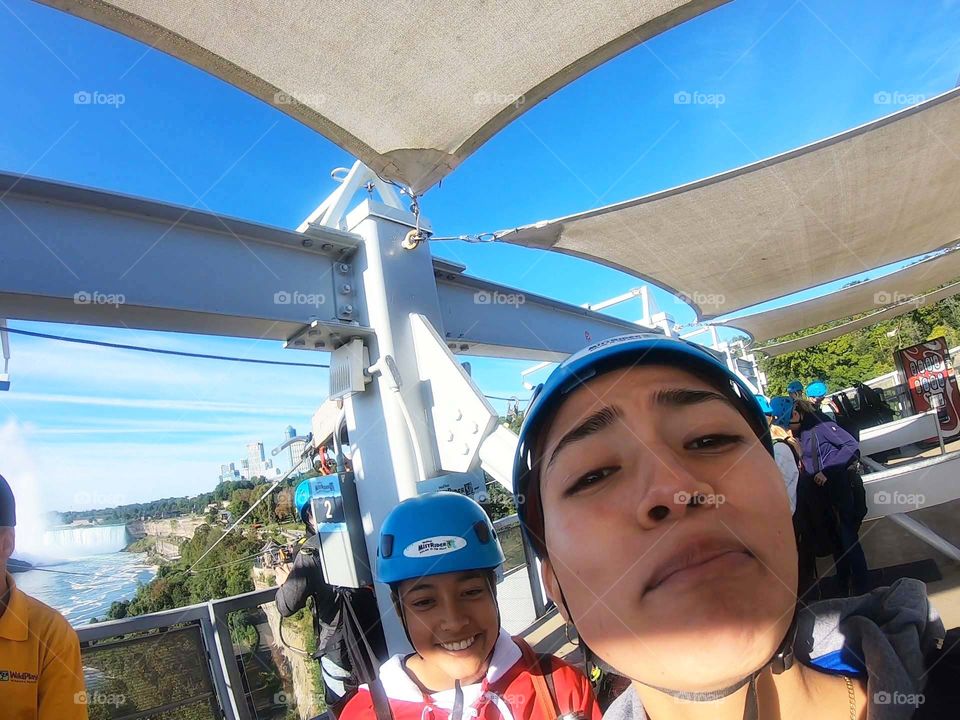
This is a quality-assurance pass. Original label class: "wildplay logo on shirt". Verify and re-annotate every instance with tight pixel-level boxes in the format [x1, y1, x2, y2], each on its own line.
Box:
[0, 668, 39, 683]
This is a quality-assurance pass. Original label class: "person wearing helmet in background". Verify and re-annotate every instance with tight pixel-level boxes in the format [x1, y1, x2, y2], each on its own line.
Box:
[769, 396, 795, 434]
[756, 395, 798, 515]
[340, 492, 600, 720]
[789, 398, 869, 598]
[769, 395, 822, 600]
[275, 479, 387, 716]
[805, 380, 836, 420]
[513, 332, 958, 720]
[786, 380, 804, 401]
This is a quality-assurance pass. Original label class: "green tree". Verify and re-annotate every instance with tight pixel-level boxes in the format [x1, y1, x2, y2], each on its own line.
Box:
[759, 295, 960, 396]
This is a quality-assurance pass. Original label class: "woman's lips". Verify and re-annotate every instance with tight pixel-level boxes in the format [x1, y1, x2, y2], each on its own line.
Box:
[646, 542, 754, 595]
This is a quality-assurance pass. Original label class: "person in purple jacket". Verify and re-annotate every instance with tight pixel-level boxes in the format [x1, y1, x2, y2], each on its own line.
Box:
[790, 398, 870, 596]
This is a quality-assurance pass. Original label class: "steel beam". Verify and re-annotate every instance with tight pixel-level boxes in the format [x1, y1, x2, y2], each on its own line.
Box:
[0, 172, 367, 345]
[433, 265, 644, 361]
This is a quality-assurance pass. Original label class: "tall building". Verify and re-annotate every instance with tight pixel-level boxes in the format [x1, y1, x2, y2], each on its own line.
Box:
[286, 426, 308, 475]
[246, 441, 266, 478]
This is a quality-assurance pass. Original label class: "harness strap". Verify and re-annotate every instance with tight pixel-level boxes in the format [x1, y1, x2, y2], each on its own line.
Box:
[343, 594, 394, 720]
[451, 680, 465, 720]
[515, 637, 560, 720]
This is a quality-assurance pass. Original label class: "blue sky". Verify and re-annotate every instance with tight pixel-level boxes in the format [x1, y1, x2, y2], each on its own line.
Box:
[1, 0, 959, 513]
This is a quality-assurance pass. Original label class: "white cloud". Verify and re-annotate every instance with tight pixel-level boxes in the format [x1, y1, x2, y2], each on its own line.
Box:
[4, 392, 311, 415]
[0, 421, 53, 554]
[0, 325, 328, 512]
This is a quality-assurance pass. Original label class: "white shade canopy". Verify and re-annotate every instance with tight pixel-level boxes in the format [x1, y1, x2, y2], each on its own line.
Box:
[717, 247, 960, 343]
[39, 0, 724, 194]
[505, 88, 960, 319]
[756, 281, 960, 357]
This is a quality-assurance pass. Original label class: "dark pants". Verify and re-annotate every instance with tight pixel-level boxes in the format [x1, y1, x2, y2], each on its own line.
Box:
[795, 467, 870, 597]
[794, 512, 819, 603]
[832, 505, 870, 594]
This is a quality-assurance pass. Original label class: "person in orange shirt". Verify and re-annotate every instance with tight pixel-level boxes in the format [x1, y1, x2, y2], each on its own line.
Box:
[0, 474, 87, 720]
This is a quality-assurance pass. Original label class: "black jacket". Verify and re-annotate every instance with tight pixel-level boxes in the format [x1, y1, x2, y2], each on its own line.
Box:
[275, 535, 387, 688]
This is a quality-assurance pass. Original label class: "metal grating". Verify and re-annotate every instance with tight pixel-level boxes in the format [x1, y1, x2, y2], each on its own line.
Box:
[81, 624, 220, 720]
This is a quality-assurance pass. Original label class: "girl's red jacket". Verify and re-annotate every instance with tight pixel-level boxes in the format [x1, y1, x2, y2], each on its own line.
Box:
[339, 630, 601, 720]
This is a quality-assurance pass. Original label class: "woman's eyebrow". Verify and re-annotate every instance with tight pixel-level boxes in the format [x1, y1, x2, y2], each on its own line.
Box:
[546, 405, 622, 470]
[653, 387, 734, 409]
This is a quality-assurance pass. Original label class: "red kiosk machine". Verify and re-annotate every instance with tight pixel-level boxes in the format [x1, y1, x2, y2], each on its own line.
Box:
[893, 336, 960, 438]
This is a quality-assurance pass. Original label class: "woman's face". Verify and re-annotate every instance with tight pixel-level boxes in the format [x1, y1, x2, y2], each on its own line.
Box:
[537, 365, 797, 693]
[397, 570, 499, 684]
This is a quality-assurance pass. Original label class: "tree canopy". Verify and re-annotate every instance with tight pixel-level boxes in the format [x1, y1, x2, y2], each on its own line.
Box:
[757, 295, 960, 395]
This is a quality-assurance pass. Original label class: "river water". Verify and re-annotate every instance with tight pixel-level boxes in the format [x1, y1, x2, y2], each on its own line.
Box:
[12, 524, 157, 626]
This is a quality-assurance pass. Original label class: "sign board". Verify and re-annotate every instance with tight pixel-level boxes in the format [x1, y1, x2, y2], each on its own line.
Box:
[307, 473, 373, 588]
[417, 471, 488, 502]
[893, 337, 960, 437]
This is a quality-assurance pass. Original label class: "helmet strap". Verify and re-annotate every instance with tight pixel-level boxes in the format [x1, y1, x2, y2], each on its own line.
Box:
[391, 586, 420, 657]
[552, 574, 596, 681]
[639, 613, 797, 720]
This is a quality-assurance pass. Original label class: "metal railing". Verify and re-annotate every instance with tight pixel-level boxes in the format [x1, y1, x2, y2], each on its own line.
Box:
[493, 513, 548, 622]
[76, 516, 547, 719]
[78, 587, 277, 720]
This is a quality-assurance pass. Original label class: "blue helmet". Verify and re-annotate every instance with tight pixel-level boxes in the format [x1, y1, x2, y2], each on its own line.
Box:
[755, 394, 773, 415]
[806, 380, 828, 399]
[377, 492, 504, 585]
[769, 396, 794, 429]
[512, 332, 771, 555]
[786, 380, 804, 394]
[294, 478, 312, 522]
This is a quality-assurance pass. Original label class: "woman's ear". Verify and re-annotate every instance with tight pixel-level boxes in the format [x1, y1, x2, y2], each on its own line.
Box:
[540, 557, 569, 623]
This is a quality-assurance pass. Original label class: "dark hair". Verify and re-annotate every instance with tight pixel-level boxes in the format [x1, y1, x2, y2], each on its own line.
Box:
[301, 504, 316, 537]
[0, 475, 15, 527]
[793, 398, 828, 432]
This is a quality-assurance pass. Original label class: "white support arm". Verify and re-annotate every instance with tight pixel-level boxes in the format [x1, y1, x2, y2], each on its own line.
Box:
[479, 425, 520, 493]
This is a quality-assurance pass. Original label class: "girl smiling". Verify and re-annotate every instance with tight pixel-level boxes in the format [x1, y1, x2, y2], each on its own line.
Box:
[341, 492, 600, 720]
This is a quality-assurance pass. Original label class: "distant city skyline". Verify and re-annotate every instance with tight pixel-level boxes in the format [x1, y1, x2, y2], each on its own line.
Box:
[218, 425, 307, 485]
